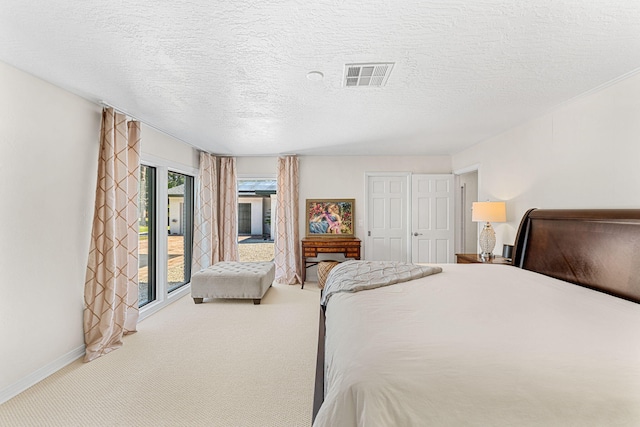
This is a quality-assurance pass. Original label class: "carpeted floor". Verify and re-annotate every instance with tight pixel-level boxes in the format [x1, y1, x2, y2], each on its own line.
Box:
[0, 282, 321, 427]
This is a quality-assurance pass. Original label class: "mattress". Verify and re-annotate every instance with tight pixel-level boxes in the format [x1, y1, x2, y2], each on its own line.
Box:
[314, 264, 640, 426]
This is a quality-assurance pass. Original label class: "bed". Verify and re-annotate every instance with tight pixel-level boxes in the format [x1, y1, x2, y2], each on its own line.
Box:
[312, 209, 640, 426]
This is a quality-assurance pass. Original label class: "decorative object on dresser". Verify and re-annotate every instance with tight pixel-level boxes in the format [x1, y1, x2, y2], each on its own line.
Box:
[306, 199, 355, 237]
[471, 201, 506, 259]
[455, 253, 511, 265]
[301, 238, 361, 287]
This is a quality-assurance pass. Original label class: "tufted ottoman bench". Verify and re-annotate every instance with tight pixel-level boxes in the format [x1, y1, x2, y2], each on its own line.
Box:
[191, 261, 275, 305]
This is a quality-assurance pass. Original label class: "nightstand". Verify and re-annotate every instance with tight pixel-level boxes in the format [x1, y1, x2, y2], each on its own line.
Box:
[455, 253, 512, 265]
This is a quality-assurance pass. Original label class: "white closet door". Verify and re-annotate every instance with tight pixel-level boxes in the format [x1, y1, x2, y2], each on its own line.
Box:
[411, 174, 455, 263]
[366, 174, 409, 262]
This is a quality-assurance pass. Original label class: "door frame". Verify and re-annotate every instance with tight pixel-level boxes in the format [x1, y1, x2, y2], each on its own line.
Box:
[364, 172, 411, 261]
[453, 163, 481, 254]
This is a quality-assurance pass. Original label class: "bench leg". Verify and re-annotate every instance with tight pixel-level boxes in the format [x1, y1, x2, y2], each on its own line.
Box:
[253, 299, 261, 305]
[193, 297, 203, 304]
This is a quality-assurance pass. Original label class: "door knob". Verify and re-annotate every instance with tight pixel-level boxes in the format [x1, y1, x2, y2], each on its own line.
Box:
[413, 232, 423, 236]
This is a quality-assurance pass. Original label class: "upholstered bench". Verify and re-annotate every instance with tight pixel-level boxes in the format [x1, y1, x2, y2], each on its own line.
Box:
[191, 261, 275, 305]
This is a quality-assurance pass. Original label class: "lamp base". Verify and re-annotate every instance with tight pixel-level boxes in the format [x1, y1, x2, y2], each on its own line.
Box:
[480, 251, 494, 260]
[479, 222, 496, 258]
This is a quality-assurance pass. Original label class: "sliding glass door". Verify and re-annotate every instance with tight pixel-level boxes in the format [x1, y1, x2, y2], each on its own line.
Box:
[139, 165, 156, 307]
[167, 171, 194, 293]
[138, 166, 194, 308]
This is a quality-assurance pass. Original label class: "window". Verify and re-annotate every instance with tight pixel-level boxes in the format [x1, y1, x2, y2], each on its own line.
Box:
[139, 165, 156, 307]
[138, 162, 195, 311]
[167, 171, 194, 292]
[237, 178, 275, 262]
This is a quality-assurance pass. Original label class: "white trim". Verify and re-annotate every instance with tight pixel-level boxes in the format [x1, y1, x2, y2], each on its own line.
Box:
[0, 345, 85, 405]
[546, 65, 640, 116]
[168, 283, 192, 304]
[407, 173, 413, 262]
[142, 153, 198, 177]
[98, 101, 209, 154]
[139, 284, 191, 321]
[364, 171, 412, 177]
[453, 166, 480, 254]
[156, 168, 169, 303]
[453, 163, 480, 175]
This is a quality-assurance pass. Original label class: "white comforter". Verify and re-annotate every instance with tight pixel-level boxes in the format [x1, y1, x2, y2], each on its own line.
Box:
[314, 264, 640, 427]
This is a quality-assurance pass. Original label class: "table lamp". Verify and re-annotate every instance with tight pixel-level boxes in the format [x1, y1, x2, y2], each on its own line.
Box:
[472, 201, 506, 259]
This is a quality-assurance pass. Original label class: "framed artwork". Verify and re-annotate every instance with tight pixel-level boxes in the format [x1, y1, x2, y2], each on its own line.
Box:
[306, 199, 355, 238]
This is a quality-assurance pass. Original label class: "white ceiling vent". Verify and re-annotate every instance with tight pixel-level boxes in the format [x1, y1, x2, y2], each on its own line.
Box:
[344, 63, 394, 87]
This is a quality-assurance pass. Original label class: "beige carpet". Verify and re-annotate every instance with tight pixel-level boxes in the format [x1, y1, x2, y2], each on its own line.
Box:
[0, 282, 321, 427]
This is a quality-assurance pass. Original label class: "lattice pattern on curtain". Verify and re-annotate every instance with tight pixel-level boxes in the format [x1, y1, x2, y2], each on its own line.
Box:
[218, 157, 239, 261]
[192, 153, 239, 272]
[192, 152, 219, 271]
[83, 108, 140, 362]
[274, 156, 302, 284]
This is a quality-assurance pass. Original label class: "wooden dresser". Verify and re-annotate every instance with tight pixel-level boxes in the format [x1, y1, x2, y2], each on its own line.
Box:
[301, 238, 361, 284]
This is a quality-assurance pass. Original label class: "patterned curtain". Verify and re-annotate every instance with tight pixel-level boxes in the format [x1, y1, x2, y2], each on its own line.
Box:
[83, 108, 140, 362]
[274, 156, 301, 285]
[192, 154, 238, 271]
[192, 152, 220, 271]
[218, 157, 239, 261]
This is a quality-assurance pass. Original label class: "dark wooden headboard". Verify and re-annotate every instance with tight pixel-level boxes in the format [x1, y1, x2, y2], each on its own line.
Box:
[512, 209, 640, 304]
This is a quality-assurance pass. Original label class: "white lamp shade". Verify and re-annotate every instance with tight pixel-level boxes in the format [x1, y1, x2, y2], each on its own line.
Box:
[472, 201, 506, 223]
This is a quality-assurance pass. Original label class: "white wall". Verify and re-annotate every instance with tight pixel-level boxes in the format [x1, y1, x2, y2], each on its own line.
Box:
[0, 61, 101, 400]
[141, 124, 198, 171]
[237, 157, 277, 177]
[239, 155, 452, 240]
[0, 62, 200, 403]
[298, 156, 452, 243]
[238, 155, 452, 279]
[452, 71, 640, 253]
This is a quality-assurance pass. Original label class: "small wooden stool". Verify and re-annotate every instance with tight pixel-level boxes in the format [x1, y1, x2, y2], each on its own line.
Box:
[317, 261, 341, 289]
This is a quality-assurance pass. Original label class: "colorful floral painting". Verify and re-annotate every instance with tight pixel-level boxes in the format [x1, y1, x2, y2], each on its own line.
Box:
[306, 199, 355, 238]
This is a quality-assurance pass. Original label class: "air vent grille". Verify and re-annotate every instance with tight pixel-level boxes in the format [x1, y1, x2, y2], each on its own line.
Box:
[344, 63, 394, 87]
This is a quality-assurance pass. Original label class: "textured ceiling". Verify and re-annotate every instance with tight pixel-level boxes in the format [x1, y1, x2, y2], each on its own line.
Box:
[2, 1, 640, 156]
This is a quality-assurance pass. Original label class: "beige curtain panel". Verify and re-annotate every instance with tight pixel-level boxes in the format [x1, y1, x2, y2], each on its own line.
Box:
[274, 156, 301, 285]
[192, 152, 220, 271]
[218, 157, 239, 261]
[83, 108, 140, 362]
[192, 154, 239, 272]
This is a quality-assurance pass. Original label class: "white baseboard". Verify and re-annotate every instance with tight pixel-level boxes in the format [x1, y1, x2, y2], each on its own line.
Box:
[0, 345, 85, 405]
[1, 287, 191, 404]
[139, 283, 191, 322]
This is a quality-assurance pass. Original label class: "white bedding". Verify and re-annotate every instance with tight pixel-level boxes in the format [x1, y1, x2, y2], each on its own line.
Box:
[313, 264, 640, 427]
